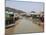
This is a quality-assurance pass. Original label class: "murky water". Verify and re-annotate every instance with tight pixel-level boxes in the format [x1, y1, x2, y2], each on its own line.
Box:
[5, 16, 44, 35]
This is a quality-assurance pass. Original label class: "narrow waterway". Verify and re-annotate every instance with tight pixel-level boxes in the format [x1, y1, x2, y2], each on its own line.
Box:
[5, 16, 43, 35]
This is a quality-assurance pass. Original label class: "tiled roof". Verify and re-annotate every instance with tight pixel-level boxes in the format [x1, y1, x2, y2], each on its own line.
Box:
[5, 7, 25, 13]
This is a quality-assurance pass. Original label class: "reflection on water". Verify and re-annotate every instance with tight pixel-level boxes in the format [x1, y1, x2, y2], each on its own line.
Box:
[5, 16, 44, 35]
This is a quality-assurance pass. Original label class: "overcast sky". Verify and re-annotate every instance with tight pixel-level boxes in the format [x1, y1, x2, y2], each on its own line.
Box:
[6, 0, 44, 13]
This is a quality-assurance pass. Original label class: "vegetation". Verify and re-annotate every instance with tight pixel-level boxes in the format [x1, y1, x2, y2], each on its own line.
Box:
[5, 12, 14, 25]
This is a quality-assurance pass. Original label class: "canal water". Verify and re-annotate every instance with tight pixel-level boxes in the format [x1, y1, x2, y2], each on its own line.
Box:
[5, 16, 43, 35]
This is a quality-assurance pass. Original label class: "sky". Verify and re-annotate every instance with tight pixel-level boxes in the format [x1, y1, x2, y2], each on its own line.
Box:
[6, 0, 44, 13]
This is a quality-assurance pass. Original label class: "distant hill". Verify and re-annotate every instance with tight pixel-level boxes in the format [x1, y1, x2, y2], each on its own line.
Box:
[5, 7, 25, 13]
[31, 11, 36, 13]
